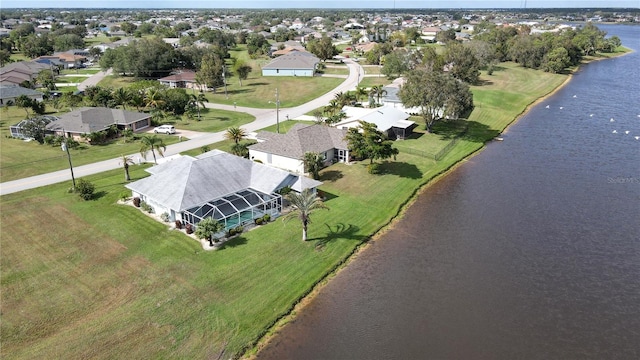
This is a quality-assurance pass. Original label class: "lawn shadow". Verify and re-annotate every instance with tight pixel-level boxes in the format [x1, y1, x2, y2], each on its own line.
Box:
[318, 190, 338, 202]
[404, 131, 425, 140]
[249, 82, 269, 86]
[310, 223, 366, 250]
[432, 119, 468, 140]
[463, 121, 502, 143]
[227, 88, 254, 95]
[91, 190, 108, 200]
[476, 79, 494, 86]
[211, 116, 231, 121]
[217, 236, 248, 250]
[320, 170, 343, 182]
[380, 161, 422, 179]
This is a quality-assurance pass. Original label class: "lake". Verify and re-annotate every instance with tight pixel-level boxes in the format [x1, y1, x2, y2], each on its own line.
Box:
[258, 24, 640, 360]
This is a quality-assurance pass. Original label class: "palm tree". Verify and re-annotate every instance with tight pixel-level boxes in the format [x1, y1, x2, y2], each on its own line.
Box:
[119, 154, 135, 181]
[303, 152, 324, 180]
[231, 142, 249, 158]
[144, 88, 165, 109]
[324, 99, 341, 117]
[282, 188, 329, 241]
[355, 86, 368, 104]
[112, 88, 131, 110]
[188, 92, 208, 120]
[195, 217, 225, 246]
[369, 85, 387, 106]
[139, 135, 166, 164]
[225, 127, 247, 144]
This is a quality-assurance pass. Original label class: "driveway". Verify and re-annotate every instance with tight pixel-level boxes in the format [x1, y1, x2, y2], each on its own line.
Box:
[77, 68, 113, 91]
[0, 61, 365, 196]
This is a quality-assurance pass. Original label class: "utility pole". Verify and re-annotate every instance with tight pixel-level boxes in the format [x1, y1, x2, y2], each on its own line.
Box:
[275, 87, 280, 134]
[222, 65, 228, 99]
[60, 130, 76, 191]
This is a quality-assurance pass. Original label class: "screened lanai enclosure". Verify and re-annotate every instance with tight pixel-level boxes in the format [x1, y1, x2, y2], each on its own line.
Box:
[182, 189, 282, 230]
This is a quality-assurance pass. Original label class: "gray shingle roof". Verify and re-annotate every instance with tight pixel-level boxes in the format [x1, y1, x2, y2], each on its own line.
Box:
[250, 124, 348, 159]
[45, 107, 151, 134]
[262, 52, 320, 70]
[126, 150, 322, 211]
[0, 85, 43, 99]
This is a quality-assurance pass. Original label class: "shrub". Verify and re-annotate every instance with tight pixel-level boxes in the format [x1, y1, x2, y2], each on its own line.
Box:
[76, 179, 95, 200]
[262, 214, 271, 222]
[160, 212, 170, 222]
[227, 228, 236, 237]
[140, 201, 154, 213]
[175, 220, 183, 229]
[278, 186, 292, 195]
[119, 192, 130, 201]
[133, 197, 141, 207]
[367, 163, 381, 174]
[255, 217, 263, 225]
[185, 224, 193, 234]
[234, 226, 243, 234]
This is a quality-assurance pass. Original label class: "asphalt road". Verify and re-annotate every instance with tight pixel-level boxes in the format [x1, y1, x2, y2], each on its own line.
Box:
[0, 60, 365, 196]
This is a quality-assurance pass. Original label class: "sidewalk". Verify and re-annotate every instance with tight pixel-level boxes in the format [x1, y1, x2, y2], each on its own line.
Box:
[0, 60, 365, 196]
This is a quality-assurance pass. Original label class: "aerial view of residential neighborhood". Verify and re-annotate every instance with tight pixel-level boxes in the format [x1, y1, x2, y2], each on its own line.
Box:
[1, 1, 639, 359]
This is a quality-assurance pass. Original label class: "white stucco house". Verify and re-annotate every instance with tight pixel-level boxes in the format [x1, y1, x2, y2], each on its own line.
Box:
[261, 51, 320, 77]
[125, 150, 322, 230]
[249, 123, 350, 174]
[335, 105, 417, 140]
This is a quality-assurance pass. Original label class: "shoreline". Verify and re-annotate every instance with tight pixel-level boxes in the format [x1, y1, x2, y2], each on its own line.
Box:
[245, 49, 632, 358]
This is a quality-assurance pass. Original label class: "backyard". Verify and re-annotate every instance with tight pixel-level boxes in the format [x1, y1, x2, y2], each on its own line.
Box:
[1, 62, 568, 359]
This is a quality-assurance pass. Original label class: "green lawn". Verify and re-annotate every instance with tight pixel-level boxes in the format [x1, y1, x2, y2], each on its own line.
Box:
[1, 62, 569, 359]
[55, 76, 86, 84]
[60, 68, 102, 75]
[0, 105, 179, 181]
[166, 108, 255, 133]
[361, 65, 383, 75]
[202, 76, 343, 109]
[358, 76, 392, 88]
[97, 75, 138, 89]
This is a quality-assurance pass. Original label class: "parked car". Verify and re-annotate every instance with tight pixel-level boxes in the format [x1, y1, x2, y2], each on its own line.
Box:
[154, 125, 176, 134]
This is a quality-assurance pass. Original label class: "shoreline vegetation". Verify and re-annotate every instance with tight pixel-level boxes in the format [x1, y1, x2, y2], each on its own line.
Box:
[246, 46, 632, 358]
[0, 47, 631, 360]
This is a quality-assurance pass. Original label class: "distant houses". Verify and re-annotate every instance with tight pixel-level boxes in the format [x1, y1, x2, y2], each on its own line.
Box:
[0, 85, 44, 106]
[45, 107, 151, 139]
[335, 105, 417, 140]
[262, 52, 320, 77]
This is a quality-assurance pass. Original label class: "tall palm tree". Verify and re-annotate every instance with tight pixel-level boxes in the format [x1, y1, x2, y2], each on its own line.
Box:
[324, 99, 341, 117]
[119, 154, 135, 181]
[144, 88, 165, 109]
[282, 188, 329, 241]
[303, 152, 324, 180]
[188, 92, 208, 120]
[112, 88, 131, 110]
[369, 85, 387, 106]
[139, 135, 166, 164]
[355, 86, 368, 104]
[224, 127, 247, 144]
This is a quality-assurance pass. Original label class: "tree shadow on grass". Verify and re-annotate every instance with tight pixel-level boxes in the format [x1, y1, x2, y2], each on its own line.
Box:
[91, 190, 108, 200]
[463, 121, 502, 143]
[249, 82, 269, 86]
[217, 236, 248, 250]
[212, 116, 231, 121]
[476, 79, 494, 86]
[432, 119, 468, 140]
[310, 223, 367, 250]
[318, 190, 338, 202]
[379, 161, 422, 179]
[227, 88, 254, 95]
[320, 170, 343, 182]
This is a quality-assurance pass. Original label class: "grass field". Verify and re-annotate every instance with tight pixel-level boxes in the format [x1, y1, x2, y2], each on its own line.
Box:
[358, 76, 392, 88]
[1, 63, 569, 359]
[166, 108, 255, 133]
[0, 105, 180, 181]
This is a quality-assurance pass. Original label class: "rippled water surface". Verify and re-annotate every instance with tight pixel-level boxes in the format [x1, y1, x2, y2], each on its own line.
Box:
[258, 25, 640, 360]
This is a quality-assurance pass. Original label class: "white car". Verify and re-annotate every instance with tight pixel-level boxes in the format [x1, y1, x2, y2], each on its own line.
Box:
[154, 125, 176, 134]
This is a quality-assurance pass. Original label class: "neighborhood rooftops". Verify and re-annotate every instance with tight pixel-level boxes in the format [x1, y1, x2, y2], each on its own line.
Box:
[262, 51, 320, 70]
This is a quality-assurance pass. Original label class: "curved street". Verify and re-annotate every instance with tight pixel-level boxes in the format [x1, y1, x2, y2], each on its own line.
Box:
[0, 60, 365, 196]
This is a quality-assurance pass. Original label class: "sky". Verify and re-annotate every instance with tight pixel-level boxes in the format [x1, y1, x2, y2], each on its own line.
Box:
[2, 0, 638, 8]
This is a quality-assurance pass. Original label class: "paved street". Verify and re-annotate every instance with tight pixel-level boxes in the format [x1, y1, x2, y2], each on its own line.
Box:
[0, 60, 365, 196]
